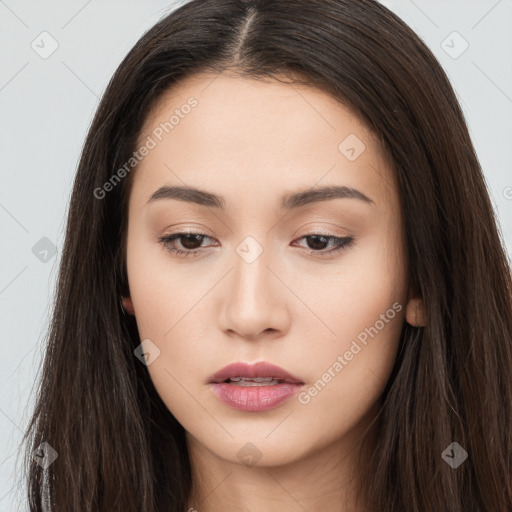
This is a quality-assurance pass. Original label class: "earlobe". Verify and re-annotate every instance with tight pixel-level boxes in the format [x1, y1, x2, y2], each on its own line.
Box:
[405, 297, 427, 327]
[122, 296, 135, 315]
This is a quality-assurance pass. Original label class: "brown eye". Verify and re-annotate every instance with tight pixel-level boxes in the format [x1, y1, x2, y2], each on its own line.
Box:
[158, 232, 354, 259]
[158, 232, 215, 257]
[177, 233, 207, 250]
[292, 234, 354, 257]
[304, 235, 330, 251]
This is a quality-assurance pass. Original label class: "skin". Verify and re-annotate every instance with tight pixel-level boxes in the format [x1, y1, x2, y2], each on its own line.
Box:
[122, 72, 426, 512]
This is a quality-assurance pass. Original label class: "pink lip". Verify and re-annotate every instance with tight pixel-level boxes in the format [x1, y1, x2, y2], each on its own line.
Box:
[207, 361, 303, 384]
[208, 361, 304, 412]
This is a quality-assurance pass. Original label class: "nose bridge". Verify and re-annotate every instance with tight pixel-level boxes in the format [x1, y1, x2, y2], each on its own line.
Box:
[231, 234, 273, 302]
[217, 233, 289, 338]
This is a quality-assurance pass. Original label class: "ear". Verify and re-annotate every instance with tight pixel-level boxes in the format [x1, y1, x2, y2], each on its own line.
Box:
[122, 296, 135, 315]
[405, 286, 427, 327]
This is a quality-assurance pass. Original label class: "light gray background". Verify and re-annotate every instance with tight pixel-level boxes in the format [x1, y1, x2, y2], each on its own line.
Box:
[1, 1, 511, 510]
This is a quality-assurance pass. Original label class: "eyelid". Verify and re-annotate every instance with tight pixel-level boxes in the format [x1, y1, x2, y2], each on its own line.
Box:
[158, 229, 354, 259]
[291, 221, 351, 237]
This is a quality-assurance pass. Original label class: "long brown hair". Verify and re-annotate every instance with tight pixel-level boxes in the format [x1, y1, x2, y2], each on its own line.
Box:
[21, 0, 512, 510]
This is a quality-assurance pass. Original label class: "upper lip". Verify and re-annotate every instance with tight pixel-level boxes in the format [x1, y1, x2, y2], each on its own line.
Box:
[208, 361, 304, 384]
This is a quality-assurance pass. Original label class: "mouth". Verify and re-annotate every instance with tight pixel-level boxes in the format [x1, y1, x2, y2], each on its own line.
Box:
[207, 361, 305, 412]
[220, 376, 286, 386]
[207, 361, 304, 385]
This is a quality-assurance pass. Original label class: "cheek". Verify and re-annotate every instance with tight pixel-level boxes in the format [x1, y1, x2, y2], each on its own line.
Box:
[293, 229, 406, 416]
[125, 232, 215, 395]
[293, 290, 404, 449]
[297, 225, 407, 345]
[125, 227, 188, 336]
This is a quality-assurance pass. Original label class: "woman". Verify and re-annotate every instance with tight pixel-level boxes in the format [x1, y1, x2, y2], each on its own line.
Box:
[21, 0, 512, 510]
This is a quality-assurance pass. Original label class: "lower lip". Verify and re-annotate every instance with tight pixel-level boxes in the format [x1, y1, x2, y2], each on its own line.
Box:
[209, 381, 304, 412]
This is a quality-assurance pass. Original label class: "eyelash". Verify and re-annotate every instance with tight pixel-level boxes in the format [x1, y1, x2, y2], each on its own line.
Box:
[157, 231, 354, 258]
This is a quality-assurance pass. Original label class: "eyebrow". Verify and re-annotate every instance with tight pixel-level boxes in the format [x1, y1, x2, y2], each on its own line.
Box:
[146, 184, 374, 209]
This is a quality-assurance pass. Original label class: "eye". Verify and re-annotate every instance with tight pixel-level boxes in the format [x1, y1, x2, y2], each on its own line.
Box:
[158, 231, 354, 258]
[158, 232, 217, 258]
[291, 234, 354, 257]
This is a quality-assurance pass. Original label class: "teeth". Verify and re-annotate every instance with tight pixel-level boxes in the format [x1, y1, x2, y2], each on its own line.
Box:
[229, 377, 273, 382]
[227, 377, 282, 386]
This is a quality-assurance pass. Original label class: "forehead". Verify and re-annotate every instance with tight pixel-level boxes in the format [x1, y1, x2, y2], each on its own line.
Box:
[131, 72, 396, 213]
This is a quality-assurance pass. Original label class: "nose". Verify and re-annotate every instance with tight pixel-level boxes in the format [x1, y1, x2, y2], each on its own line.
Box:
[217, 239, 291, 341]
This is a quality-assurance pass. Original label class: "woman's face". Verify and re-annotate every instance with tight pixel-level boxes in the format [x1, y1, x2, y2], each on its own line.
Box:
[123, 72, 412, 467]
